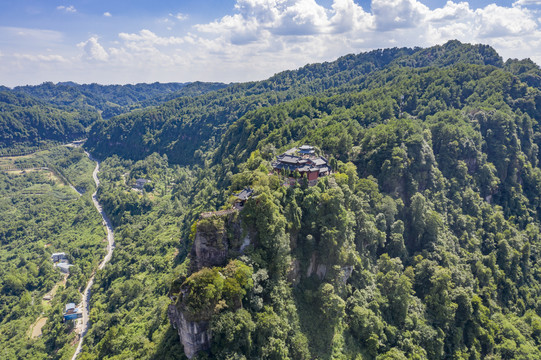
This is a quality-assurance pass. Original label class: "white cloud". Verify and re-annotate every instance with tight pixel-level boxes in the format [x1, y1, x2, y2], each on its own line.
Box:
[0, 26, 64, 43]
[371, 0, 429, 31]
[329, 0, 373, 34]
[475, 4, 537, 37]
[514, 0, 541, 5]
[429, 1, 472, 23]
[77, 36, 109, 61]
[5, 0, 541, 86]
[197, 0, 330, 38]
[103, 12, 112, 17]
[171, 12, 188, 21]
[119, 29, 184, 46]
[14, 53, 68, 62]
[57, 5, 77, 13]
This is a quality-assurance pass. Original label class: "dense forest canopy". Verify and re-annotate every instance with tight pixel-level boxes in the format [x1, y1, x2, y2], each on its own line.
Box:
[10, 81, 229, 119]
[0, 81, 229, 155]
[4, 40, 541, 359]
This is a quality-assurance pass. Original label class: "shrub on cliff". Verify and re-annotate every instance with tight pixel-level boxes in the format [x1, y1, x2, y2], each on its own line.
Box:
[179, 259, 253, 321]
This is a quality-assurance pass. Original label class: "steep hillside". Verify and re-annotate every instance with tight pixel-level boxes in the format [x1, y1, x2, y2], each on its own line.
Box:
[0, 91, 91, 154]
[65, 41, 541, 360]
[84, 41, 505, 165]
[5, 40, 541, 359]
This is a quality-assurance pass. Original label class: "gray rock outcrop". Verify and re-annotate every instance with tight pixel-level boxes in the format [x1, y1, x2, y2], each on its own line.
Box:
[168, 304, 211, 359]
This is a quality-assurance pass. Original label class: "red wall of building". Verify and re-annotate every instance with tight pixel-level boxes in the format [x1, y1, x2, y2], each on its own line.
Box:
[307, 171, 318, 181]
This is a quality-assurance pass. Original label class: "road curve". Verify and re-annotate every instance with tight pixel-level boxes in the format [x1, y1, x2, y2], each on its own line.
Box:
[71, 152, 115, 360]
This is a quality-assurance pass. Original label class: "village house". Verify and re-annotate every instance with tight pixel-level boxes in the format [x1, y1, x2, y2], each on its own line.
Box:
[56, 263, 73, 274]
[51, 252, 73, 273]
[51, 252, 67, 263]
[133, 178, 151, 191]
[271, 145, 330, 186]
[63, 303, 82, 321]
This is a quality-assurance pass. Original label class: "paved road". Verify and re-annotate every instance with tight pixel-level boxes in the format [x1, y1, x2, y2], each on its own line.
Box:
[71, 152, 115, 360]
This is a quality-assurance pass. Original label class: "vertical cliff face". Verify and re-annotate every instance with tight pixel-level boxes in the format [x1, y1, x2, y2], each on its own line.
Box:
[168, 304, 211, 359]
[190, 212, 246, 271]
[169, 211, 250, 358]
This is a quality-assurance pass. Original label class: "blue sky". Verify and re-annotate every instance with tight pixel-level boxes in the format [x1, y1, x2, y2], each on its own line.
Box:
[1, 0, 540, 86]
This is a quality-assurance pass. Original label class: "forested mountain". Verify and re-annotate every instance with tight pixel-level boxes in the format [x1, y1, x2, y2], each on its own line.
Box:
[5, 40, 541, 360]
[10, 81, 229, 119]
[0, 81, 229, 155]
[69, 41, 541, 359]
[85, 41, 508, 164]
[0, 91, 91, 154]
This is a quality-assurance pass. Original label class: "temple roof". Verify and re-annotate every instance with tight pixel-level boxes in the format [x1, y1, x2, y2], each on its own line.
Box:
[236, 188, 254, 201]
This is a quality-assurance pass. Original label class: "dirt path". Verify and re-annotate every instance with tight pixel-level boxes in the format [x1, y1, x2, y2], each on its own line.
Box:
[71, 152, 115, 360]
[30, 317, 47, 338]
[28, 274, 68, 339]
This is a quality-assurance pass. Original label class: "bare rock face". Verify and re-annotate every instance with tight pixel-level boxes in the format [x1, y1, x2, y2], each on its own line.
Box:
[170, 212, 249, 358]
[168, 304, 211, 359]
[191, 213, 244, 271]
[306, 252, 327, 280]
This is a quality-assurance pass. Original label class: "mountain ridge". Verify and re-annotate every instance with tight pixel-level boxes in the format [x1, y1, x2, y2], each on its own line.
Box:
[85, 40, 536, 166]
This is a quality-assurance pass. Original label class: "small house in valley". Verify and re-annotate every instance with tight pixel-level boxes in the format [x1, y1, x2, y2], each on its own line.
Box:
[272, 145, 330, 186]
[133, 178, 151, 191]
[51, 252, 73, 274]
[51, 252, 67, 263]
[56, 263, 73, 274]
[63, 303, 82, 321]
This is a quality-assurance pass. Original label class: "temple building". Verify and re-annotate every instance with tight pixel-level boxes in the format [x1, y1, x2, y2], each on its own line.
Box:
[234, 188, 254, 209]
[271, 145, 330, 186]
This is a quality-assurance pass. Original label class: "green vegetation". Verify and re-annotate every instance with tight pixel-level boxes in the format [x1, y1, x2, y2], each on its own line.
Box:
[11, 81, 228, 119]
[0, 146, 105, 360]
[5, 40, 541, 359]
[0, 81, 228, 155]
[0, 91, 90, 155]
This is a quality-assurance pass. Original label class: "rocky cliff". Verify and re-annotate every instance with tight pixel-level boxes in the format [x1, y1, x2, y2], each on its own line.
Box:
[190, 211, 247, 271]
[169, 210, 250, 358]
[168, 304, 211, 359]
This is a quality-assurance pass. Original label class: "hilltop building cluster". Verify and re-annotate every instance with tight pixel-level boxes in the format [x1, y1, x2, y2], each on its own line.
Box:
[271, 145, 330, 186]
[196, 145, 328, 219]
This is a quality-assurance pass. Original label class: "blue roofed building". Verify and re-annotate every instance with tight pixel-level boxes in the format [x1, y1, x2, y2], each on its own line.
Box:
[63, 303, 82, 321]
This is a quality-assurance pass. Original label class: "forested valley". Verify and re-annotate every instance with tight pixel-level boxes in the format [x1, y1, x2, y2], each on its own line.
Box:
[4, 40, 541, 359]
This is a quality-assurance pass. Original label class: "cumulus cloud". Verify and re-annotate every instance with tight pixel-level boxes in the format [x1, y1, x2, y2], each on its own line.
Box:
[475, 4, 537, 37]
[57, 5, 76, 13]
[7, 0, 541, 86]
[103, 12, 112, 17]
[371, 0, 429, 31]
[77, 36, 109, 61]
[329, 0, 373, 34]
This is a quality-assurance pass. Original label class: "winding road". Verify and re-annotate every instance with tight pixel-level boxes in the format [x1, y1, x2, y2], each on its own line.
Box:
[71, 152, 115, 360]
